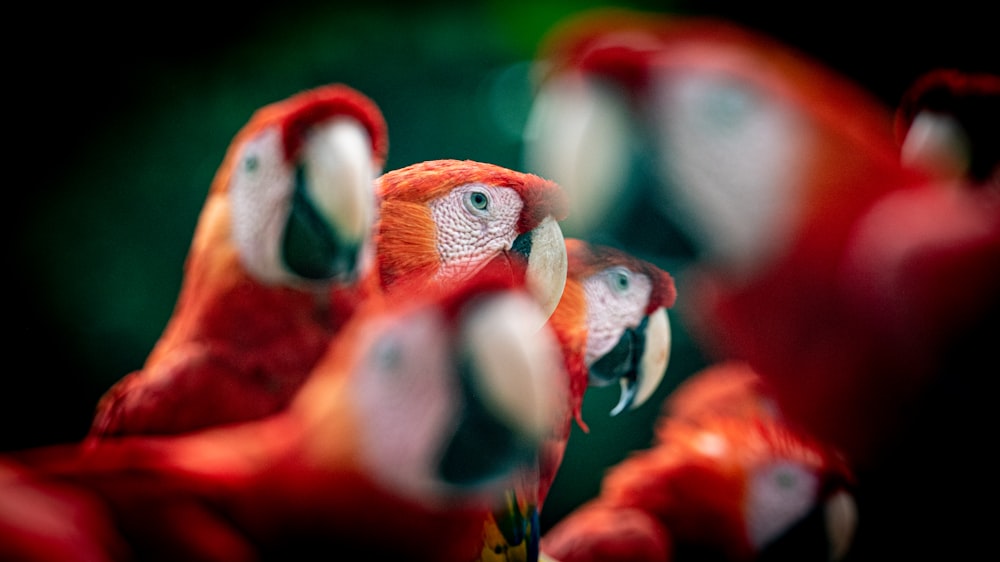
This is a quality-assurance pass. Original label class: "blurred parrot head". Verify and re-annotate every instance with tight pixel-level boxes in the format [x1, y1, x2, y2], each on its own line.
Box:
[292, 261, 570, 506]
[7, 263, 572, 562]
[373, 159, 569, 323]
[205, 83, 388, 287]
[522, 8, 925, 278]
[540, 361, 857, 562]
[655, 362, 857, 561]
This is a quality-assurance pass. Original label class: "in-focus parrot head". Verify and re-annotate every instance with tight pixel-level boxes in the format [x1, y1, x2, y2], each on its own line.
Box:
[208, 83, 388, 287]
[523, 9, 922, 279]
[557, 238, 678, 420]
[373, 159, 569, 323]
[292, 262, 570, 506]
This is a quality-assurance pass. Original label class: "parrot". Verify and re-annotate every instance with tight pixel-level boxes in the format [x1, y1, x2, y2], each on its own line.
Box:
[479, 238, 677, 562]
[539, 361, 857, 562]
[523, 10, 1000, 560]
[2, 263, 571, 562]
[369, 158, 570, 324]
[89, 83, 390, 439]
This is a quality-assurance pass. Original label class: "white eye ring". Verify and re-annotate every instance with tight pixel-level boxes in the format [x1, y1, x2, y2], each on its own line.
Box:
[463, 190, 491, 215]
[605, 266, 632, 294]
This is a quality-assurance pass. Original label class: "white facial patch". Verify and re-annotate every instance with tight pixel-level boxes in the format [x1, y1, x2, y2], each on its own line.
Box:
[650, 69, 812, 273]
[428, 183, 525, 282]
[229, 126, 295, 284]
[582, 267, 653, 366]
[350, 308, 462, 503]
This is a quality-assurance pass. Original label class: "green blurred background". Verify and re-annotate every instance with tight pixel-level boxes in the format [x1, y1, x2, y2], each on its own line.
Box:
[9, 0, 994, 533]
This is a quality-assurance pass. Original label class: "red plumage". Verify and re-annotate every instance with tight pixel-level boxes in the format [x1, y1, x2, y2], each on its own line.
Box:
[90, 84, 388, 438]
[5, 266, 570, 562]
[541, 362, 855, 562]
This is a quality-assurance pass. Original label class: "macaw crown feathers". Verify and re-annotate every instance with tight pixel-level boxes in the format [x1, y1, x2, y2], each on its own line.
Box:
[249, 83, 389, 168]
[377, 159, 569, 234]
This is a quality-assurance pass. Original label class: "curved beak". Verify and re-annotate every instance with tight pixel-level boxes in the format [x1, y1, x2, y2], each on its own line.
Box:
[281, 118, 377, 281]
[437, 293, 567, 488]
[510, 215, 568, 327]
[590, 306, 671, 416]
[900, 111, 970, 181]
[523, 75, 633, 238]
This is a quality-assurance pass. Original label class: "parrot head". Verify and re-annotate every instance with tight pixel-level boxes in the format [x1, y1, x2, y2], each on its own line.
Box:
[658, 362, 858, 561]
[292, 261, 570, 506]
[541, 361, 857, 562]
[523, 9, 920, 279]
[373, 159, 569, 323]
[554, 238, 677, 420]
[660, 415, 856, 562]
[208, 83, 388, 287]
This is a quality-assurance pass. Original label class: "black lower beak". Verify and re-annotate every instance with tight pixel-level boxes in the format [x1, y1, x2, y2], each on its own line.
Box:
[281, 164, 360, 281]
[589, 315, 650, 416]
[437, 353, 538, 488]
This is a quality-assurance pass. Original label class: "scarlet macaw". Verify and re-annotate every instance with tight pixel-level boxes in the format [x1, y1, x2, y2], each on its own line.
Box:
[370, 158, 569, 323]
[2, 264, 570, 562]
[540, 361, 857, 562]
[480, 239, 677, 562]
[90, 83, 389, 438]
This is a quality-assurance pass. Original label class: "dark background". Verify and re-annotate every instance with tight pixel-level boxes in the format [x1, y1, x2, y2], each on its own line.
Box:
[8, 0, 996, 542]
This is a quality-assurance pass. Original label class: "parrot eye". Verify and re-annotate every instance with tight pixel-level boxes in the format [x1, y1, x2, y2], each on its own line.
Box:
[605, 267, 632, 294]
[244, 154, 260, 172]
[702, 83, 754, 131]
[464, 190, 491, 213]
[371, 335, 404, 374]
[775, 466, 799, 489]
